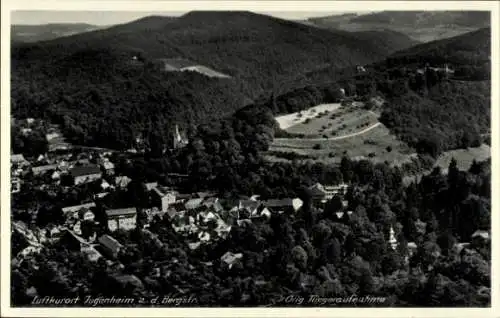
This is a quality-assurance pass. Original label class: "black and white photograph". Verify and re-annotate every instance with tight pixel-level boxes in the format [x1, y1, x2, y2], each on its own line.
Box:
[2, 0, 498, 315]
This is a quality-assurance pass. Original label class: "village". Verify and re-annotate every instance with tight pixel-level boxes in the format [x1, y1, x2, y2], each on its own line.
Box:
[11, 109, 490, 296]
[10, 118, 359, 282]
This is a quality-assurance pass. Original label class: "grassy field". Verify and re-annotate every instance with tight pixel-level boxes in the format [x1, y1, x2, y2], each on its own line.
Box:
[401, 144, 491, 186]
[435, 144, 491, 172]
[269, 123, 415, 165]
[285, 107, 378, 138]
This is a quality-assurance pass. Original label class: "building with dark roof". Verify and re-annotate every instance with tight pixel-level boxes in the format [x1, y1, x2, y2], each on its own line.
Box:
[70, 164, 102, 185]
[98, 234, 123, 259]
[263, 198, 303, 214]
[105, 207, 137, 231]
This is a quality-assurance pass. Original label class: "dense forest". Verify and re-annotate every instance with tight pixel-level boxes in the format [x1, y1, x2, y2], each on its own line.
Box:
[11, 11, 423, 151]
[380, 80, 490, 157]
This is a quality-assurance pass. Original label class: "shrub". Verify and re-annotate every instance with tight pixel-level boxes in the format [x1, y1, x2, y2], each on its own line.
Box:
[313, 144, 322, 150]
[386, 145, 393, 152]
[368, 152, 376, 158]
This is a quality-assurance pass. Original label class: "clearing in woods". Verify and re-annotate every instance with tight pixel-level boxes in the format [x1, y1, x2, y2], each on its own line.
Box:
[268, 123, 415, 165]
[270, 101, 414, 165]
[284, 107, 379, 139]
[275, 103, 342, 130]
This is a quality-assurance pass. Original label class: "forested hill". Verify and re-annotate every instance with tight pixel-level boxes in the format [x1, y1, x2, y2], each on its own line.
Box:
[12, 11, 419, 98]
[306, 11, 490, 42]
[11, 23, 102, 43]
[11, 11, 423, 150]
[387, 28, 490, 68]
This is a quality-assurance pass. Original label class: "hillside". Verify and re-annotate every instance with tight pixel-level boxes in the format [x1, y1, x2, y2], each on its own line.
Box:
[387, 28, 490, 67]
[307, 11, 490, 42]
[11, 11, 419, 151]
[11, 23, 103, 43]
[12, 11, 419, 98]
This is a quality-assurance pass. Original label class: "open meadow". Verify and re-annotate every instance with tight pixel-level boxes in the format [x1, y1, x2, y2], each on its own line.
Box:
[269, 123, 415, 165]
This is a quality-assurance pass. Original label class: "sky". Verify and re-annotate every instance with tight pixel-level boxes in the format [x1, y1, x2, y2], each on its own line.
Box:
[11, 10, 370, 26]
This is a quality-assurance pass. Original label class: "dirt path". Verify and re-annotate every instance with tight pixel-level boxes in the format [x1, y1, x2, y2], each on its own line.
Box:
[275, 122, 382, 142]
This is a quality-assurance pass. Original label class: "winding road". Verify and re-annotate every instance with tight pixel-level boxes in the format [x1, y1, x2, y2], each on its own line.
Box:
[274, 122, 382, 142]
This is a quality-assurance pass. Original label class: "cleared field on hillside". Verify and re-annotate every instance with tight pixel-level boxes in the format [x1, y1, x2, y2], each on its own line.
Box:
[275, 103, 341, 129]
[269, 123, 414, 165]
[401, 144, 491, 186]
[285, 107, 378, 138]
[436, 144, 491, 171]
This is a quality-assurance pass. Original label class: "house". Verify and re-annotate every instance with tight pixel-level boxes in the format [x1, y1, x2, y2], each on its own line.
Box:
[309, 183, 349, 203]
[263, 198, 303, 214]
[11, 177, 21, 194]
[407, 242, 418, 257]
[145, 182, 158, 191]
[62, 203, 96, 220]
[100, 159, 115, 176]
[80, 209, 95, 222]
[61, 229, 91, 252]
[220, 252, 243, 269]
[105, 207, 137, 231]
[111, 274, 144, 290]
[151, 186, 177, 212]
[188, 242, 201, 250]
[184, 198, 204, 211]
[101, 179, 111, 190]
[98, 234, 123, 259]
[453, 242, 471, 254]
[51, 170, 61, 180]
[323, 184, 349, 199]
[471, 230, 490, 246]
[46, 132, 61, 141]
[31, 164, 58, 176]
[309, 183, 328, 204]
[70, 165, 102, 185]
[115, 176, 132, 189]
[238, 199, 260, 218]
[203, 197, 223, 213]
[82, 246, 102, 262]
[11, 154, 28, 166]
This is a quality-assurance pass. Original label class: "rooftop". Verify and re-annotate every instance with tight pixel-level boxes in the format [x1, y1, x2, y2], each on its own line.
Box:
[98, 234, 123, 252]
[105, 207, 137, 217]
[11, 154, 27, 163]
[70, 164, 101, 177]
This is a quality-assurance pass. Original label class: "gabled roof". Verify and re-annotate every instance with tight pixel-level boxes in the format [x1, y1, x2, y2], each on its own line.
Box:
[98, 234, 123, 253]
[239, 199, 260, 211]
[221, 252, 243, 265]
[112, 274, 144, 289]
[309, 183, 327, 196]
[32, 164, 58, 173]
[185, 198, 204, 210]
[11, 154, 27, 163]
[115, 176, 132, 187]
[471, 230, 490, 240]
[70, 165, 101, 177]
[105, 207, 137, 217]
[263, 198, 296, 208]
[102, 161, 115, 170]
[62, 202, 96, 214]
[145, 182, 158, 191]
